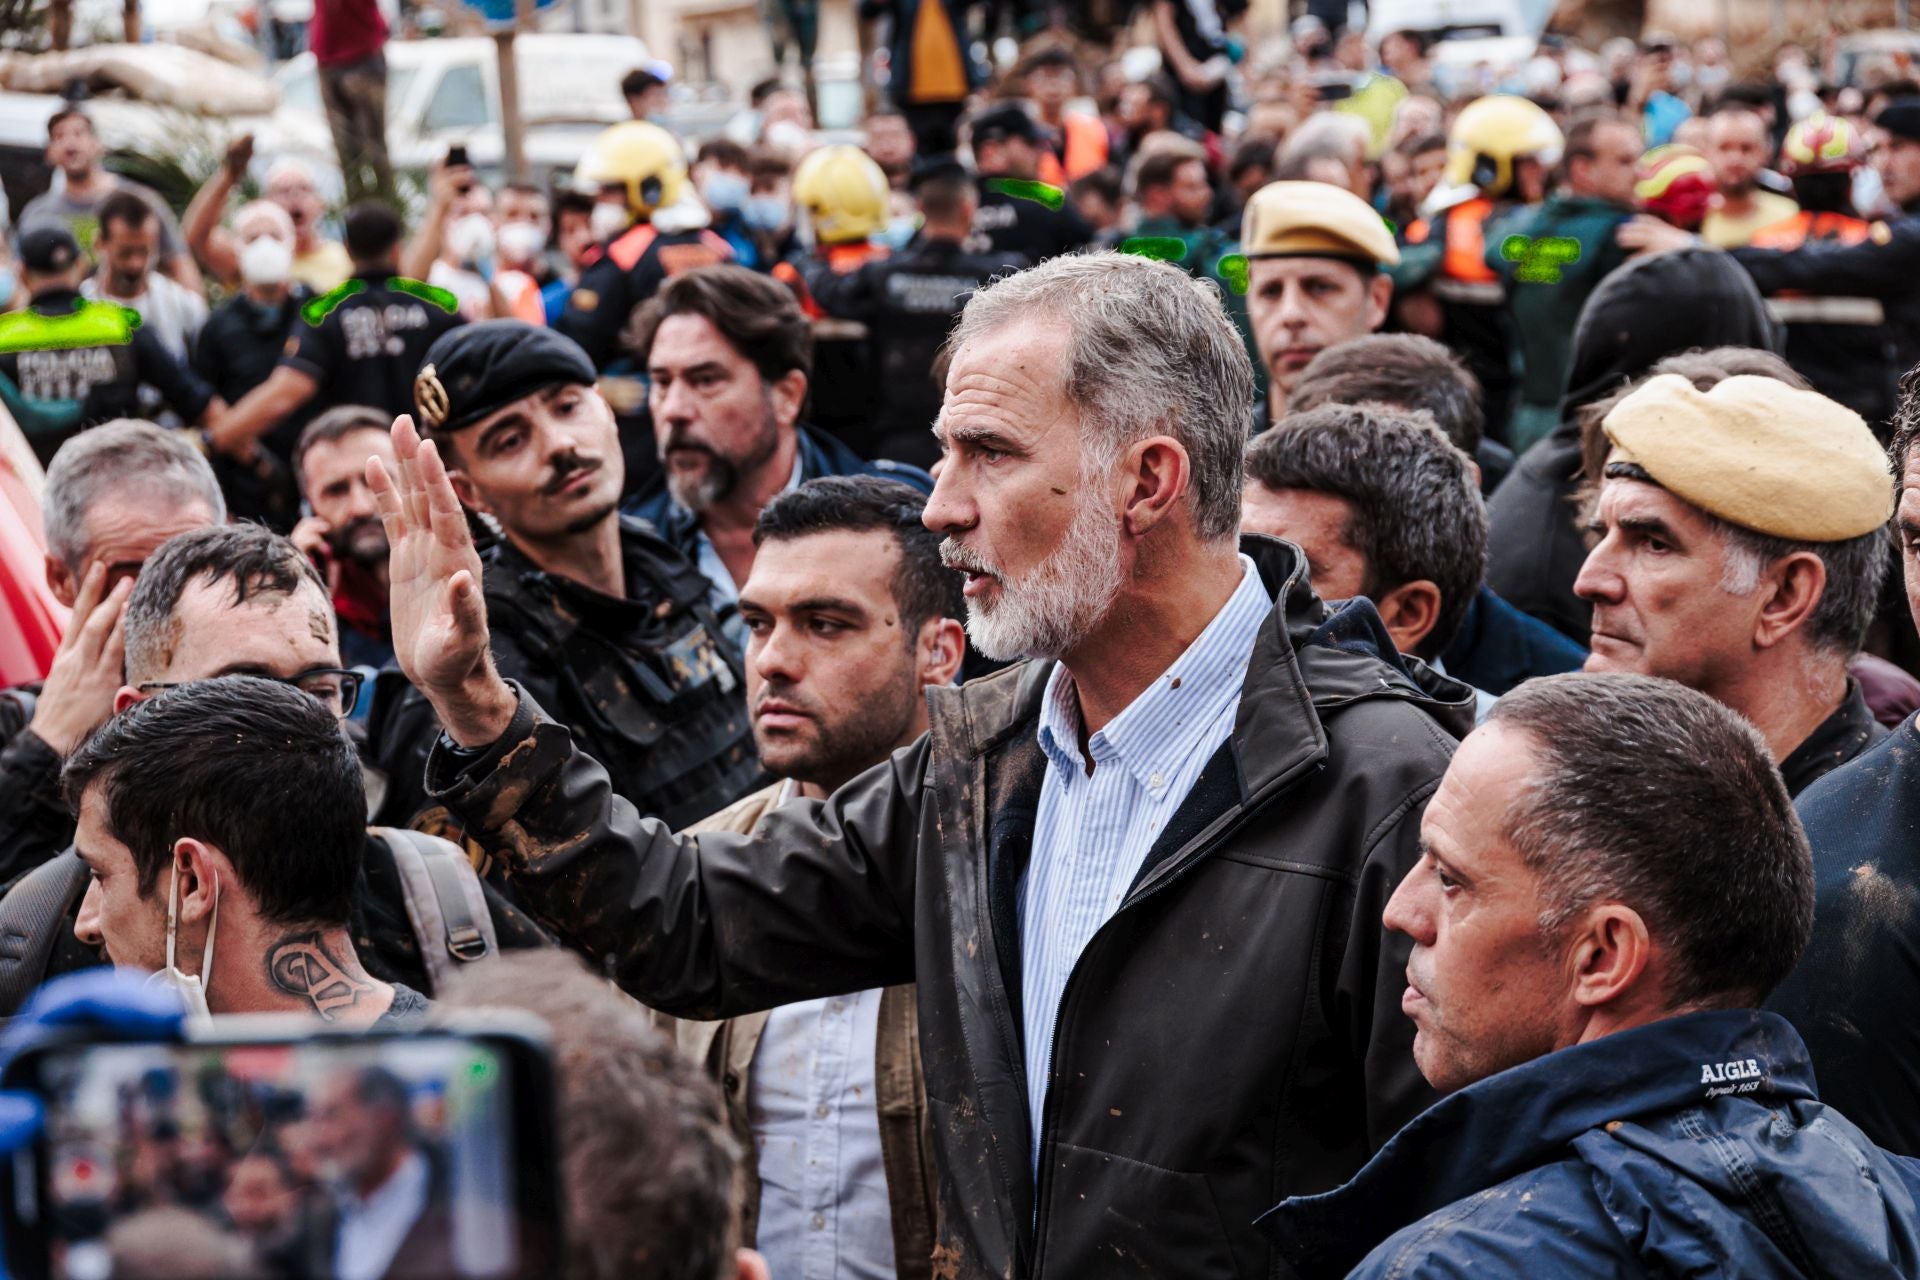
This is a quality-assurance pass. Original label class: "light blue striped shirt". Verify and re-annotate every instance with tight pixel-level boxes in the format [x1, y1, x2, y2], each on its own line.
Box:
[1018, 555, 1271, 1170]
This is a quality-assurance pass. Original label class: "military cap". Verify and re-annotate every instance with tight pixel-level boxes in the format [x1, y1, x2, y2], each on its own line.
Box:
[413, 320, 597, 435]
[1601, 373, 1892, 542]
[1876, 96, 1920, 145]
[18, 225, 80, 274]
[1240, 181, 1401, 267]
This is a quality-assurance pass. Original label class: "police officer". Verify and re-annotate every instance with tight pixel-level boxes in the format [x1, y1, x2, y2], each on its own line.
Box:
[805, 159, 1025, 468]
[1395, 95, 1562, 436]
[208, 201, 462, 464]
[1733, 99, 1920, 412]
[557, 121, 734, 372]
[774, 144, 895, 453]
[968, 104, 1096, 263]
[370, 320, 763, 833]
[0, 226, 220, 467]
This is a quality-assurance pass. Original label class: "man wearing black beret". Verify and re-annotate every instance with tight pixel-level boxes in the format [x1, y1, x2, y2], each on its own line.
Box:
[368, 319, 762, 833]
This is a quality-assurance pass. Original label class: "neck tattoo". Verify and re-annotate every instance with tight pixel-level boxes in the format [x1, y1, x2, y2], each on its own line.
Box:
[267, 932, 372, 1021]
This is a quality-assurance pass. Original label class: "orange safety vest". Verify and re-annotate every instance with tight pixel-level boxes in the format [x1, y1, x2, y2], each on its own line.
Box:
[772, 242, 888, 319]
[1442, 197, 1499, 284]
[1037, 115, 1111, 189]
[1746, 209, 1871, 251]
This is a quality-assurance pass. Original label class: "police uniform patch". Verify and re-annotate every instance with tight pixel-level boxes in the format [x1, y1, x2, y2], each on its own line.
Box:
[572, 289, 599, 312]
[414, 362, 451, 428]
[1872, 221, 1894, 245]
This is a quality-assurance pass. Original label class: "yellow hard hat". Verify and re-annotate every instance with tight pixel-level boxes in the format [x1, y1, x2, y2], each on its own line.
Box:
[574, 121, 688, 220]
[1444, 95, 1565, 197]
[792, 144, 891, 245]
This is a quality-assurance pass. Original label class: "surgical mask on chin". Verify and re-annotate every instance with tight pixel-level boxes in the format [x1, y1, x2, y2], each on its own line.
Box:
[144, 859, 219, 1024]
[238, 235, 294, 287]
[497, 219, 548, 266]
[590, 201, 632, 242]
[447, 212, 498, 272]
[700, 170, 749, 213]
[0, 267, 17, 309]
[742, 194, 789, 231]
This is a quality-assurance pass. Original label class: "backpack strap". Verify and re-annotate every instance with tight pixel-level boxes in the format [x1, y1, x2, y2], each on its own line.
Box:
[0, 850, 91, 1016]
[371, 827, 498, 995]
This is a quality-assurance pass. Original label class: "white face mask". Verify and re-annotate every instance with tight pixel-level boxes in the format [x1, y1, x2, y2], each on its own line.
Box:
[238, 235, 294, 287]
[590, 200, 631, 242]
[497, 219, 547, 266]
[144, 857, 219, 1024]
[447, 212, 497, 268]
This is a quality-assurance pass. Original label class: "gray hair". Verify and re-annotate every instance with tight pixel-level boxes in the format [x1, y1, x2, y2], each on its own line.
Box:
[1715, 520, 1888, 658]
[947, 251, 1253, 541]
[1489, 672, 1814, 1009]
[1246, 404, 1487, 657]
[1278, 112, 1372, 169]
[42, 421, 225, 572]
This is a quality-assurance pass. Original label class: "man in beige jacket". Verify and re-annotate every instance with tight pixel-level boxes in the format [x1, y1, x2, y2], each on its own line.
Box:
[679, 475, 965, 1280]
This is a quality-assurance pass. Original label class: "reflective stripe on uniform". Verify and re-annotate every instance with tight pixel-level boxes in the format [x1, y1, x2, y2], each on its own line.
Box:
[1767, 296, 1886, 325]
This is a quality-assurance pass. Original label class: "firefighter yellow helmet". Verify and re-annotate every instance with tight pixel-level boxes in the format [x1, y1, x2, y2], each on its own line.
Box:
[792, 144, 892, 245]
[1444, 95, 1565, 198]
[1780, 112, 1866, 177]
[574, 121, 689, 220]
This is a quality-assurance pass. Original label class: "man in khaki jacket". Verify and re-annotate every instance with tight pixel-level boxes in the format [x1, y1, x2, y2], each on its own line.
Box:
[678, 475, 965, 1279]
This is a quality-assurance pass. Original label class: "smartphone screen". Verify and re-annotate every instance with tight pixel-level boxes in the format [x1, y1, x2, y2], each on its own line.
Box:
[5, 1029, 555, 1280]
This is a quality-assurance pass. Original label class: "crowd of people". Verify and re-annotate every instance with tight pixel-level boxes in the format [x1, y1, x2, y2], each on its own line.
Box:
[6, 5, 1920, 1278]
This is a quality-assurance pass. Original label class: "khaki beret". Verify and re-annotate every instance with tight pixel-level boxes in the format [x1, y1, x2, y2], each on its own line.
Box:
[1602, 373, 1892, 542]
[1240, 181, 1401, 266]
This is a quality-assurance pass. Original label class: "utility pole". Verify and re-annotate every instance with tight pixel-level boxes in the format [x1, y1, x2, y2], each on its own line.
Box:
[496, 0, 533, 183]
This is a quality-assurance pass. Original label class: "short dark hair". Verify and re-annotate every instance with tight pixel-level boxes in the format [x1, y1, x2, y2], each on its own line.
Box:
[124, 524, 329, 681]
[293, 405, 391, 494]
[621, 67, 666, 98]
[917, 175, 974, 221]
[1398, 131, 1448, 160]
[1246, 404, 1486, 657]
[754, 476, 962, 641]
[1563, 111, 1631, 161]
[62, 676, 365, 927]
[96, 190, 155, 240]
[749, 77, 783, 106]
[1289, 334, 1486, 455]
[46, 105, 92, 139]
[1227, 135, 1279, 181]
[438, 951, 741, 1280]
[554, 188, 596, 220]
[1578, 348, 1885, 656]
[343, 201, 403, 263]
[630, 264, 812, 384]
[1489, 672, 1814, 1008]
[1890, 364, 1920, 482]
[1135, 150, 1204, 194]
[1068, 168, 1122, 207]
[695, 138, 749, 169]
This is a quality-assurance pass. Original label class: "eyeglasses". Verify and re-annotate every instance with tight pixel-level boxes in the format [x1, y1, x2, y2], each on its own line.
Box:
[137, 668, 365, 719]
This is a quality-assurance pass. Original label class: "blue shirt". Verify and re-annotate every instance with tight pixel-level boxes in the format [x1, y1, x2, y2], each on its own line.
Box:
[1018, 556, 1270, 1170]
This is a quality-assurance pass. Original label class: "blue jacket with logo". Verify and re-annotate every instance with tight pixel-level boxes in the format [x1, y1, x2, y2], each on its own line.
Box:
[1258, 1010, 1920, 1279]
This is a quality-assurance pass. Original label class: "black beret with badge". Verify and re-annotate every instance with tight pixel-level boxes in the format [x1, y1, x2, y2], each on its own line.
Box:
[413, 320, 598, 436]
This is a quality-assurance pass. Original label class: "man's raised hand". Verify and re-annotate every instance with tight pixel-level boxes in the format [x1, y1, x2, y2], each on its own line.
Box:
[368, 415, 517, 747]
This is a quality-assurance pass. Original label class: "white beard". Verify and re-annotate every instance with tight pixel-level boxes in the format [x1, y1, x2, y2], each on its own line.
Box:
[950, 485, 1125, 662]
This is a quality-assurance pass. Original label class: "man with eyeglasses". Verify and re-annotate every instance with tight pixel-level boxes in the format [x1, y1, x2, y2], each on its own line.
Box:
[2, 523, 549, 1000]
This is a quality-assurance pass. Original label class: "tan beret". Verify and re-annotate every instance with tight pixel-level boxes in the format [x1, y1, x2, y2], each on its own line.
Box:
[1602, 373, 1892, 542]
[1240, 181, 1401, 266]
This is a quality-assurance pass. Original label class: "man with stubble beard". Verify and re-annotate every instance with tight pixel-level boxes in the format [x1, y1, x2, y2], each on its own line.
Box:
[369, 321, 763, 833]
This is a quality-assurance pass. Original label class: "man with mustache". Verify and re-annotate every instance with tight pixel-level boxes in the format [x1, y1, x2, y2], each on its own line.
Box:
[624, 265, 932, 650]
[370, 320, 763, 834]
[370, 251, 1476, 1277]
[1573, 366, 1893, 797]
[669, 475, 964, 1280]
[292, 405, 401, 671]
